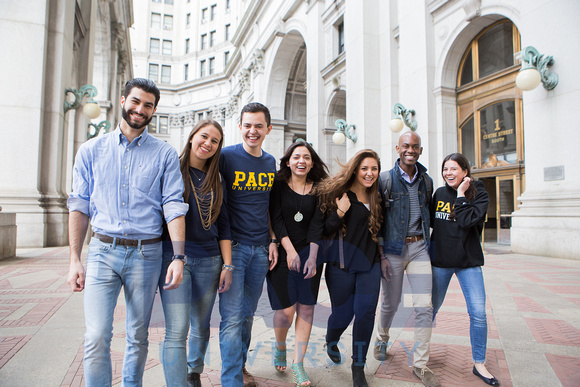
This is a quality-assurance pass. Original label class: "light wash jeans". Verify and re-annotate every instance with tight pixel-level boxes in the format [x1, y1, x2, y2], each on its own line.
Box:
[83, 238, 162, 387]
[432, 265, 488, 363]
[158, 251, 222, 387]
[219, 241, 270, 387]
[376, 240, 433, 369]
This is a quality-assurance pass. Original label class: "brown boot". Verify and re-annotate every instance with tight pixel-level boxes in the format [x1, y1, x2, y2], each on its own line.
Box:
[242, 367, 256, 387]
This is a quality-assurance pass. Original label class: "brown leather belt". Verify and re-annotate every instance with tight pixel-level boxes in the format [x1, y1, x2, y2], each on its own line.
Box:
[404, 235, 424, 244]
[92, 232, 162, 246]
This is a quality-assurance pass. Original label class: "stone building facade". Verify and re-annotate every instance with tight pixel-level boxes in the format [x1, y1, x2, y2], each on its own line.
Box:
[132, 0, 580, 259]
[0, 0, 134, 248]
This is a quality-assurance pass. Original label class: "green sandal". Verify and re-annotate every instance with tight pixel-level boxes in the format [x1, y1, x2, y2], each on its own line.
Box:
[274, 346, 286, 373]
[291, 362, 311, 386]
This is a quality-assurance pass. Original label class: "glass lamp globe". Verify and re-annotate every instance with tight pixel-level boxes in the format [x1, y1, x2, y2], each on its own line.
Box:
[332, 131, 346, 145]
[515, 68, 541, 91]
[389, 118, 404, 133]
[83, 102, 101, 119]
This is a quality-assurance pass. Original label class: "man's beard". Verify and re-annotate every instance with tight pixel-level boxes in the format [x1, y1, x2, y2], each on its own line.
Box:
[122, 106, 153, 130]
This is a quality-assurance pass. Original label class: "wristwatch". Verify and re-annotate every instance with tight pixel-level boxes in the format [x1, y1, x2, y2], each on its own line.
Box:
[171, 254, 188, 265]
[269, 239, 280, 247]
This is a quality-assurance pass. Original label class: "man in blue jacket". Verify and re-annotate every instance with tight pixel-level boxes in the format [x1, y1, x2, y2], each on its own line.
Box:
[375, 131, 439, 387]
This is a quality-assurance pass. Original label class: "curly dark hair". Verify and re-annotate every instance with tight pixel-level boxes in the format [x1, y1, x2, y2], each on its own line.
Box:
[277, 141, 329, 184]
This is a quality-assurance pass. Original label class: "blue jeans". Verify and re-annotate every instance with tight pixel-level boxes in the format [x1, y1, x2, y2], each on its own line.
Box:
[219, 241, 270, 387]
[432, 265, 487, 363]
[325, 263, 381, 366]
[83, 238, 162, 387]
[158, 252, 222, 387]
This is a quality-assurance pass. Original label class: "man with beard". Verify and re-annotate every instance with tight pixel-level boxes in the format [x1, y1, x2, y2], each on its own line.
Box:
[67, 78, 188, 386]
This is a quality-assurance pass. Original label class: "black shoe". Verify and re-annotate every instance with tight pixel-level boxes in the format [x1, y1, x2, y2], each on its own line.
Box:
[187, 372, 201, 387]
[351, 363, 368, 387]
[326, 343, 342, 363]
[473, 366, 500, 386]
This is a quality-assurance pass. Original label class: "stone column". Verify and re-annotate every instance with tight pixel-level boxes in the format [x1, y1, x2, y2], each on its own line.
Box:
[344, 0, 382, 157]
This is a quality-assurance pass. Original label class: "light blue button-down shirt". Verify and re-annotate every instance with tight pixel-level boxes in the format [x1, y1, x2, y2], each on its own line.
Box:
[398, 163, 418, 184]
[67, 126, 188, 240]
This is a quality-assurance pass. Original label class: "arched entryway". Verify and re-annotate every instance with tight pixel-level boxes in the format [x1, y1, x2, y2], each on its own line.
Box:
[455, 19, 524, 244]
[265, 31, 307, 157]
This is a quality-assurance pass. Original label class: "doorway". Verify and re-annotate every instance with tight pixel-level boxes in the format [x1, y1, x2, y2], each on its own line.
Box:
[480, 175, 518, 244]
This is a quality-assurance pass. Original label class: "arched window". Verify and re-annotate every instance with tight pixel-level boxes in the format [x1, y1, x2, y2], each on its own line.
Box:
[456, 19, 524, 244]
[456, 19, 522, 169]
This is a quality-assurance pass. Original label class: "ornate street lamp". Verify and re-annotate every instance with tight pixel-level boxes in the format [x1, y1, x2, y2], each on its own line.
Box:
[332, 119, 357, 145]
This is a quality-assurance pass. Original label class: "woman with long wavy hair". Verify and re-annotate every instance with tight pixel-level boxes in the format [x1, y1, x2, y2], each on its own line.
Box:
[159, 119, 232, 387]
[267, 141, 328, 386]
[318, 149, 383, 387]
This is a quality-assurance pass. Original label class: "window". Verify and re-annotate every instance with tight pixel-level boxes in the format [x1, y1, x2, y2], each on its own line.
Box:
[226, 0, 230, 11]
[150, 38, 160, 54]
[200, 60, 206, 77]
[185, 38, 190, 54]
[162, 40, 172, 55]
[164, 14, 173, 30]
[225, 24, 230, 41]
[159, 116, 169, 134]
[201, 8, 207, 22]
[186, 13, 191, 28]
[164, 0, 173, 4]
[151, 13, 161, 29]
[184, 64, 189, 81]
[459, 20, 517, 87]
[149, 116, 158, 133]
[201, 34, 207, 49]
[148, 64, 159, 81]
[152, 0, 161, 3]
[210, 4, 217, 21]
[210, 31, 216, 47]
[337, 21, 344, 55]
[209, 57, 215, 75]
[224, 51, 230, 66]
[456, 21, 522, 169]
[479, 101, 517, 165]
[161, 65, 171, 83]
[198, 112, 204, 121]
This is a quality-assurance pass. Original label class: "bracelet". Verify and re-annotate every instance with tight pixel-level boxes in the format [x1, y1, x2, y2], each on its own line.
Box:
[269, 238, 280, 246]
[222, 264, 235, 272]
[337, 208, 345, 215]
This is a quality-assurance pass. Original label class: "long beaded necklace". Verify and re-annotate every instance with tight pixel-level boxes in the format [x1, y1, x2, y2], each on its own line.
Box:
[289, 179, 307, 222]
[190, 169, 213, 231]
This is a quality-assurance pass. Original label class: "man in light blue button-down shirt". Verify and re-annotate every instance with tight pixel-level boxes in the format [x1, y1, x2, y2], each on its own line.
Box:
[67, 78, 188, 387]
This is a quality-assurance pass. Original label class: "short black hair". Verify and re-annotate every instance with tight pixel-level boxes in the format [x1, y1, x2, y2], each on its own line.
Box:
[123, 78, 161, 108]
[240, 102, 271, 127]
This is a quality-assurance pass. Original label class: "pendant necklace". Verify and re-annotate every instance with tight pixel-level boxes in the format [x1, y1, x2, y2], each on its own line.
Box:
[290, 179, 307, 222]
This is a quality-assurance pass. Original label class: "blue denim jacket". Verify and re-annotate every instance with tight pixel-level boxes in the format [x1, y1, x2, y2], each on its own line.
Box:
[380, 160, 432, 255]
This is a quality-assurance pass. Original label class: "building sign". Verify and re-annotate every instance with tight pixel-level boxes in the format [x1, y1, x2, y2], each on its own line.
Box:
[480, 100, 517, 167]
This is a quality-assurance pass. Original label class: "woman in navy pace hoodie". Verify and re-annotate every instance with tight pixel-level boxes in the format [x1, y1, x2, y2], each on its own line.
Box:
[429, 153, 499, 386]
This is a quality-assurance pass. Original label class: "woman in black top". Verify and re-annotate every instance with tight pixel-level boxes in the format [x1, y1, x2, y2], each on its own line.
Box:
[317, 149, 383, 387]
[267, 141, 328, 386]
[430, 153, 498, 386]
